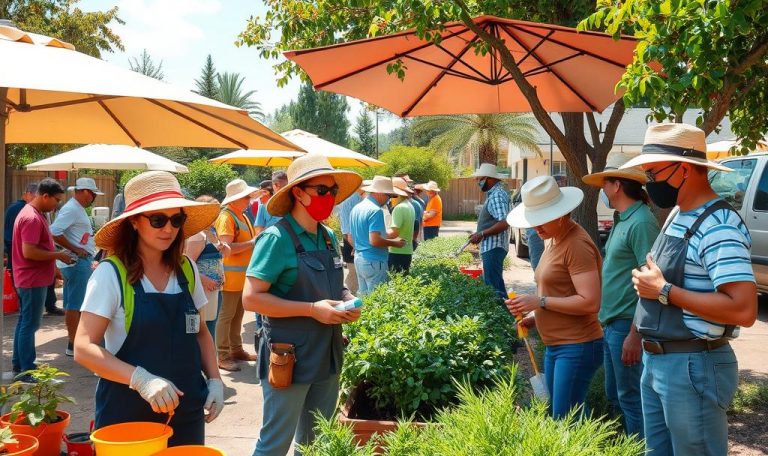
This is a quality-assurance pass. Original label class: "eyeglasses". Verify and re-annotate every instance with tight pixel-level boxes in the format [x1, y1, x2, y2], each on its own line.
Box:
[141, 212, 187, 229]
[301, 184, 339, 197]
[644, 162, 680, 183]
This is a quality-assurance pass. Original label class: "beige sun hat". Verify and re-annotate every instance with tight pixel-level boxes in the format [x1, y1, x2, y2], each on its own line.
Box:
[95, 171, 220, 251]
[361, 176, 408, 196]
[392, 177, 414, 195]
[582, 152, 648, 187]
[267, 152, 363, 217]
[621, 123, 732, 172]
[421, 180, 441, 192]
[472, 163, 501, 179]
[506, 175, 584, 228]
[221, 179, 259, 206]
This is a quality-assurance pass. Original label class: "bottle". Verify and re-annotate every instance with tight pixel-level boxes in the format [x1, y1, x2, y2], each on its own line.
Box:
[334, 297, 363, 311]
[508, 288, 527, 338]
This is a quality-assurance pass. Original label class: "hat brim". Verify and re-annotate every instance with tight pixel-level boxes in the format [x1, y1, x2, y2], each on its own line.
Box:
[620, 154, 732, 173]
[506, 187, 584, 229]
[267, 169, 364, 217]
[221, 185, 260, 206]
[471, 170, 500, 179]
[360, 184, 408, 197]
[69, 186, 105, 195]
[582, 168, 648, 187]
[95, 199, 221, 251]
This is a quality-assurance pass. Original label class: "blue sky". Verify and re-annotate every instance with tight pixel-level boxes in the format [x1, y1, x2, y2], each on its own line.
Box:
[78, 0, 400, 133]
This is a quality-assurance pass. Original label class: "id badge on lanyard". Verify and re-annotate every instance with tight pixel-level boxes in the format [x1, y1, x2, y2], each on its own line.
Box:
[185, 310, 200, 334]
[333, 255, 343, 269]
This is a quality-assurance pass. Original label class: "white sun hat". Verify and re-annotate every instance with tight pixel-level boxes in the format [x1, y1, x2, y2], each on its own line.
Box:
[68, 177, 104, 195]
[506, 175, 584, 228]
[221, 179, 260, 206]
[472, 163, 502, 179]
[361, 176, 408, 196]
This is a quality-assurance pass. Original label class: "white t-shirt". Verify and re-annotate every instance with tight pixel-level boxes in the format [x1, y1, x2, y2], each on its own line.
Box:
[50, 198, 96, 268]
[81, 260, 208, 354]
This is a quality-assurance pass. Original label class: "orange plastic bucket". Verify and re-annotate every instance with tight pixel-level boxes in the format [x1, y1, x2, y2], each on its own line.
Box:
[90, 422, 172, 456]
[153, 445, 225, 455]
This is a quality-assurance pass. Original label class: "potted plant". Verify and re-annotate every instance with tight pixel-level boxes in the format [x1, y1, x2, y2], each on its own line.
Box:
[0, 365, 75, 456]
[339, 265, 517, 446]
[0, 426, 39, 456]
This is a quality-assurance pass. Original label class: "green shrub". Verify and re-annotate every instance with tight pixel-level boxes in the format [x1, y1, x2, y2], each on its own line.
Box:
[302, 371, 645, 455]
[587, 366, 613, 420]
[176, 160, 237, 200]
[412, 236, 474, 266]
[343, 271, 516, 420]
[358, 146, 454, 190]
[729, 379, 768, 415]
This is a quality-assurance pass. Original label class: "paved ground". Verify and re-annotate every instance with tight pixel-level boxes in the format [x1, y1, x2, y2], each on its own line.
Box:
[1, 222, 766, 455]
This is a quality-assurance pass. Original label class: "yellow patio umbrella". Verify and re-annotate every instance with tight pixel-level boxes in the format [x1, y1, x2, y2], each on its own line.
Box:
[209, 149, 304, 167]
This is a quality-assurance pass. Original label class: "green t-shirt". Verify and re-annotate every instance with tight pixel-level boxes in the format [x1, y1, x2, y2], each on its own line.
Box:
[389, 200, 415, 255]
[246, 213, 339, 297]
[599, 201, 660, 324]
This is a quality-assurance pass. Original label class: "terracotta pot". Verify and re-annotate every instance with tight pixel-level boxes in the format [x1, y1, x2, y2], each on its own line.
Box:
[1, 410, 70, 456]
[0, 434, 39, 456]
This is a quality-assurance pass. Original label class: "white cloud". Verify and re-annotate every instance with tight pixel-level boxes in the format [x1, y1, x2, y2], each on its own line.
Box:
[114, 0, 221, 59]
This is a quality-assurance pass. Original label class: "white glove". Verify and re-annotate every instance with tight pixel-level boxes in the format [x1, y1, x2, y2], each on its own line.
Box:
[204, 378, 224, 423]
[129, 366, 183, 414]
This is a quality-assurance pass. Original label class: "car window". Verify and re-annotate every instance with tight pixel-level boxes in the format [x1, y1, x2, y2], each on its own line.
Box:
[709, 158, 757, 210]
[754, 165, 768, 212]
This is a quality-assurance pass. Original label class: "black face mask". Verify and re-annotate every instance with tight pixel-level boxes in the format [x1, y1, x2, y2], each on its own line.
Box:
[646, 164, 684, 208]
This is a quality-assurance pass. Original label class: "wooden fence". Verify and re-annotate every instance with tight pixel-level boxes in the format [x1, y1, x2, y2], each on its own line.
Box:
[441, 177, 520, 217]
[7, 171, 117, 210]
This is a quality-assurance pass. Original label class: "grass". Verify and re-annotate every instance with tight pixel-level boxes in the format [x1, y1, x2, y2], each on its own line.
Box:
[729, 378, 768, 415]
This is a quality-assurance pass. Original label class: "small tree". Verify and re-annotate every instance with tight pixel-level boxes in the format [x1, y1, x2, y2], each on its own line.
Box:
[354, 110, 376, 156]
[177, 160, 237, 201]
[194, 54, 219, 99]
[290, 81, 351, 147]
[128, 49, 164, 80]
[362, 145, 454, 190]
[215, 72, 264, 120]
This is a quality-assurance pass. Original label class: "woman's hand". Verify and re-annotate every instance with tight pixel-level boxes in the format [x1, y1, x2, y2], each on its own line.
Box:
[519, 314, 536, 329]
[344, 307, 362, 323]
[506, 294, 540, 315]
[309, 300, 358, 325]
[200, 275, 218, 292]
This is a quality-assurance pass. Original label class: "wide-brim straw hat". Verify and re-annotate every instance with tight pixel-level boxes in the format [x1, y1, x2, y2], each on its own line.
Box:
[506, 175, 584, 228]
[362, 176, 408, 196]
[421, 180, 441, 192]
[221, 178, 260, 206]
[95, 171, 220, 251]
[582, 152, 648, 187]
[472, 163, 501, 179]
[621, 123, 732, 173]
[392, 177, 414, 194]
[267, 152, 363, 217]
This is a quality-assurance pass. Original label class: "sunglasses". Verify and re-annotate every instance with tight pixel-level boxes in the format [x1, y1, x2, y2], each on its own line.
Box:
[301, 184, 339, 197]
[644, 162, 680, 183]
[141, 212, 187, 229]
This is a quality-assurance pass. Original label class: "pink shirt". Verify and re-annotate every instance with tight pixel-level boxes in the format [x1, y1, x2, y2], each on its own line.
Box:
[12, 204, 56, 288]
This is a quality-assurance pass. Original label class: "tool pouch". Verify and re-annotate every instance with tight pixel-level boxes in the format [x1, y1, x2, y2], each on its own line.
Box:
[268, 342, 296, 389]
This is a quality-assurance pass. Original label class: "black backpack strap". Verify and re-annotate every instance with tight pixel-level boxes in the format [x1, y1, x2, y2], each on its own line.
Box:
[277, 218, 305, 254]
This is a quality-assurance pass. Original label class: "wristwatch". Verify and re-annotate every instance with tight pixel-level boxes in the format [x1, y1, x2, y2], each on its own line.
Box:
[658, 282, 673, 305]
[539, 296, 547, 309]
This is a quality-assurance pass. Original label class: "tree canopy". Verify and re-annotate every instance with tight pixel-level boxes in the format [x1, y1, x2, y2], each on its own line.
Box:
[128, 49, 164, 80]
[290, 82, 350, 147]
[581, 0, 768, 153]
[194, 54, 219, 100]
[215, 72, 264, 120]
[353, 109, 376, 157]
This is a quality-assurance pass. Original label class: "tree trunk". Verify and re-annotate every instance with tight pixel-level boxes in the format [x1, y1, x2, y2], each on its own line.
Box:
[561, 113, 599, 245]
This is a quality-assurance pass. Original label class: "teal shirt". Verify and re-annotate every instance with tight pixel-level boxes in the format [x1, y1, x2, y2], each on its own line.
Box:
[599, 201, 660, 324]
[246, 213, 339, 297]
[389, 199, 415, 255]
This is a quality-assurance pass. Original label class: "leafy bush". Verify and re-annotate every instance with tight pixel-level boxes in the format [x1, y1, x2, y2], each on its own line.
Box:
[729, 379, 768, 415]
[343, 270, 517, 420]
[358, 146, 453, 190]
[0, 365, 75, 426]
[412, 236, 474, 267]
[177, 160, 237, 200]
[302, 371, 645, 455]
[587, 366, 613, 420]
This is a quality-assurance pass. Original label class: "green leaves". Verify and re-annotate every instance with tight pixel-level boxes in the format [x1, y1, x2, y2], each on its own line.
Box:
[0, 364, 76, 427]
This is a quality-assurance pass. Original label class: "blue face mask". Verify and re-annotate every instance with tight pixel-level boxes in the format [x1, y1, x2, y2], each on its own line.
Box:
[478, 178, 489, 192]
[599, 189, 613, 209]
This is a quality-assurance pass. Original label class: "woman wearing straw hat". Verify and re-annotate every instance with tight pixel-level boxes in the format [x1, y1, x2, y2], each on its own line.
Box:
[505, 175, 604, 419]
[74, 171, 225, 446]
[582, 153, 659, 439]
[242, 153, 363, 455]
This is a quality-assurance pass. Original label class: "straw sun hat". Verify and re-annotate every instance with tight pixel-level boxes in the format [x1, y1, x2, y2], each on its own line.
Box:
[421, 181, 441, 192]
[267, 152, 363, 217]
[392, 177, 414, 194]
[582, 152, 647, 187]
[506, 175, 584, 228]
[621, 123, 731, 172]
[221, 179, 260, 206]
[95, 171, 220, 251]
[362, 176, 408, 196]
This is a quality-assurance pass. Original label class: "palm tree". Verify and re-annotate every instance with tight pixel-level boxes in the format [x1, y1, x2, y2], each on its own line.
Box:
[215, 72, 264, 120]
[412, 114, 541, 167]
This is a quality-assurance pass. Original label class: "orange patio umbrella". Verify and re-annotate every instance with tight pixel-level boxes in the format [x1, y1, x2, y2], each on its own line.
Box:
[284, 15, 640, 116]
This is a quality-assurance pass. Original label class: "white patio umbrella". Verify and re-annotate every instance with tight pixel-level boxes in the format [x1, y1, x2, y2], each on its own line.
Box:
[209, 149, 304, 167]
[26, 144, 189, 173]
[0, 23, 301, 377]
[279, 129, 385, 167]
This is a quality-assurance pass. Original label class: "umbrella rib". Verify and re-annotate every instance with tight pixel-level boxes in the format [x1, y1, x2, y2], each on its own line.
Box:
[516, 29, 555, 69]
[402, 32, 483, 116]
[146, 99, 248, 149]
[314, 25, 473, 90]
[522, 52, 584, 77]
[98, 100, 141, 147]
[403, 55, 489, 83]
[500, 24, 599, 112]
[433, 42, 491, 82]
[12, 95, 121, 112]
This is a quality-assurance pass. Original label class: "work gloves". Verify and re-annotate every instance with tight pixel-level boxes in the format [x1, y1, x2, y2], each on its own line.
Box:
[204, 378, 225, 423]
[129, 366, 183, 414]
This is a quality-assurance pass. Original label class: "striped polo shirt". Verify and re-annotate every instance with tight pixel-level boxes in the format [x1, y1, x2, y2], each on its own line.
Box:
[663, 198, 754, 339]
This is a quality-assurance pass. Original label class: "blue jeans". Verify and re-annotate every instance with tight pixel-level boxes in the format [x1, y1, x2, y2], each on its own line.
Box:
[354, 257, 388, 295]
[544, 339, 604, 419]
[526, 228, 544, 271]
[253, 374, 340, 456]
[13, 286, 47, 372]
[60, 257, 93, 311]
[641, 344, 737, 455]
[603, 319, 644, 438]
[481, 247, 508, 300]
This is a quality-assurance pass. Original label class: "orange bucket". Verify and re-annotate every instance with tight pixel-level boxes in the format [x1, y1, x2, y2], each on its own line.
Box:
[153, 445, 225, 455]
[458, 265, 483, 279]
[90, 422, 172, 456]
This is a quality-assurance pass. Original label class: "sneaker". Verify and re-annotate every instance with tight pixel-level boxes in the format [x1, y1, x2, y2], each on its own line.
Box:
[218, 356, 240, 372]
[16, 374, 38, 384]
[46, 307, 65, 316]
[65, 342, 74, 357]
[231, 349, 257, 362]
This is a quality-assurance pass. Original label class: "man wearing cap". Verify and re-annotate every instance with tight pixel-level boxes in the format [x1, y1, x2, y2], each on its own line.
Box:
[627, 123, 757, 455]
[50, 177, 102, 357]
[349, 176, 407, 294]
[216, 179, 259, 372]
[338, 183, 364, 293]
[421, 181, 443, 241]
[389, 177, 417, 273]
[582, 154, 659, 439]
[469, 164, 512, 299]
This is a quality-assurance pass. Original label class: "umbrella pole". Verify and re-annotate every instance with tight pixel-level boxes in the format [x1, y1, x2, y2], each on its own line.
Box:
[1, 88, 8, 382]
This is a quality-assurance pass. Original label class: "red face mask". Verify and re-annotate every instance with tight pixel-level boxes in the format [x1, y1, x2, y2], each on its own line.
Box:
[301, 192, 335, 221]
